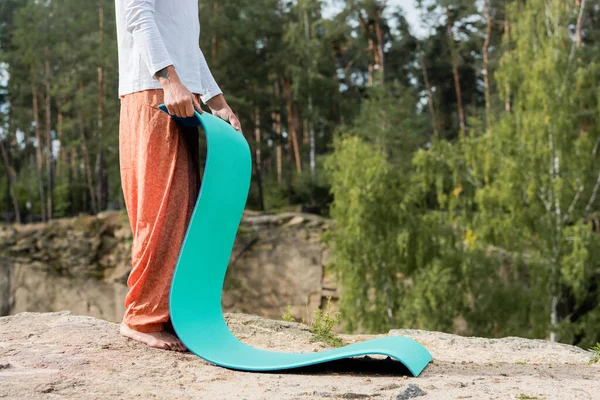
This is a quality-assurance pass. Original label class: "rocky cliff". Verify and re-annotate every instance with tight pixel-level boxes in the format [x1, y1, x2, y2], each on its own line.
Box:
[0, 312, 597, 399]
[0, 211, 336, 324]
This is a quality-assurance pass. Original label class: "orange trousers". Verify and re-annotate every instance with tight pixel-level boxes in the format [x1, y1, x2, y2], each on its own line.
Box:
[119, 90, 201, 333]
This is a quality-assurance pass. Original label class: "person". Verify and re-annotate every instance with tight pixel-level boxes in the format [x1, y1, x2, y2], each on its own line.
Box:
[115, 0, 241, 352]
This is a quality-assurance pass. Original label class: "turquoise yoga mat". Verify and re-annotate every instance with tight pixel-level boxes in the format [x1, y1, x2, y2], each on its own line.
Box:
[158, 104, 432, 376]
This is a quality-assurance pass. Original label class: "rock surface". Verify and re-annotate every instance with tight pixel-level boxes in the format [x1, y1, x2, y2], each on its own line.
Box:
[0, 211, 335, 323]
[1, 312, 597, 400]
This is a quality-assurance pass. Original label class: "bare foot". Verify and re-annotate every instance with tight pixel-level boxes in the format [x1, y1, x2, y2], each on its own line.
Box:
[120, 323, 187, 352]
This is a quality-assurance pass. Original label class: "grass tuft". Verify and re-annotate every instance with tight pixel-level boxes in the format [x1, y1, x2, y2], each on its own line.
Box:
[282, 305, 296, 322]
[588, 343, 600, 365]
[308, 297, 343, 348]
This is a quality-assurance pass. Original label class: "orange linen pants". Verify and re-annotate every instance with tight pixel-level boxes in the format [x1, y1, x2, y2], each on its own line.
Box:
[119, 89, 201, 333]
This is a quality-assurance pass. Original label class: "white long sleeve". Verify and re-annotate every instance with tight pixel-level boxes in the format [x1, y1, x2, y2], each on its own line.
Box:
[197, 48, 221, 104]
[115, 0, 223, 102]
[123, 0, 173, 77]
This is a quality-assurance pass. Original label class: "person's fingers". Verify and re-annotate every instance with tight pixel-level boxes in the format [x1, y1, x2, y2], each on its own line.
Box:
[166, 104, 176, 116]
[175, 101, 185, 118]
[192, 96, 203, 114]
[177, 101, 187, 118]
[168, 103, 179, 117]
[184, 98, 194, 117]
[230, 113, 242, 131]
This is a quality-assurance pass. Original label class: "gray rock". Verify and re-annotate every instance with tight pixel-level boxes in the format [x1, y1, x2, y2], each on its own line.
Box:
[1, 312, 598, 400]
[0, 211, 338, 324]
[396, 384, 426, 400]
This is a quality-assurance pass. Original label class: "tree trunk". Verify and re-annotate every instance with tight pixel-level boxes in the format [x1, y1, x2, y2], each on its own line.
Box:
[95, 150, 108, 211]
[70, 147, 77, 215]
[308, 111, 316, 183]
[303, 7, 316, 183]
[373, 7, 385, 83]
[354, 2, 386, 86]
[292, 104, 302, 172]
[286, 118, 294, 206]
[367, 33, 375, 87]
[356, 11, 375, 87]
[302, 6, 316, 183]
[576, 0, 586, 136]
[282, 80, 295, 205]
[44, 56, 53, 220]
[576, 0, 585, 47]
[31, 67, 46, 222]
[96, 1, 108, 212]
[79, 82, 97, 214]
[296, 105, 305, 148]
[504, 17, 511, 113]
[0, 139, 21, 223]
[283, 80, 302, 174]
[483, 0, 492, 129]
[25, 157, 33, 223]
[254, 106, 265, 211]
[3, 160, 9, 219]
[64, 148, 71, 216]
[56, 112, 64, 177]
[71, 147, 79, 183]
[303, 115, 316, 183]
[447, 8, 466, 133]
[417, 41, 439, 139]
[272, 83, 283, 185]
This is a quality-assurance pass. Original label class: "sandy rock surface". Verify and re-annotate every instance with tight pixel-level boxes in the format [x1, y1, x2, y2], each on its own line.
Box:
[1, 312, 598, 399]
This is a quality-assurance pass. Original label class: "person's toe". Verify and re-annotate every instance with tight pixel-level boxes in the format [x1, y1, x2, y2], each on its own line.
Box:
[150, 338, 170, 350]
[173, 342, 185, 352]
[158, 342, 171, 350]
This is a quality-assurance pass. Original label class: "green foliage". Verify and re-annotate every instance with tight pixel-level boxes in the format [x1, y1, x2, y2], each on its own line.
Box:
[325, 134, 402, 331]
[309, 297, 343, 348]
[326, 0, 600, 349]
[516, 395, 545, 400]
[253, 169, 332, 213]
[589, 343, 600, 365]
[473, 0, 600, 347]
[282, 305, 296, 322]
[348, 84, 427, 167]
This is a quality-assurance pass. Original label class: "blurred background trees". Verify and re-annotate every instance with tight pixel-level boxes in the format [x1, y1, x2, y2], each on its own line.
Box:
[0, 0, 598, 348]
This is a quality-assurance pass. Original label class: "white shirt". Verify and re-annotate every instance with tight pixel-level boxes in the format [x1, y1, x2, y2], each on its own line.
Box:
[115, 0, 222, 103]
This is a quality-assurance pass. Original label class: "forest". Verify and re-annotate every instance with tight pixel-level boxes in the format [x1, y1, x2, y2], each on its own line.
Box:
[0, 0, 598, 349]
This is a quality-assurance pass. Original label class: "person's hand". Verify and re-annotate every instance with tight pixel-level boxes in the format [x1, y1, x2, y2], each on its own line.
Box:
[206, 94, 242, 131]
[155, 65, 203, 117]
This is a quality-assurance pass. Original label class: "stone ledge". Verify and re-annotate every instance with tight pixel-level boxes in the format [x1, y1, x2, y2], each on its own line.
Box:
[1, 211, 337, 327]
[0, 312, 597, 400]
